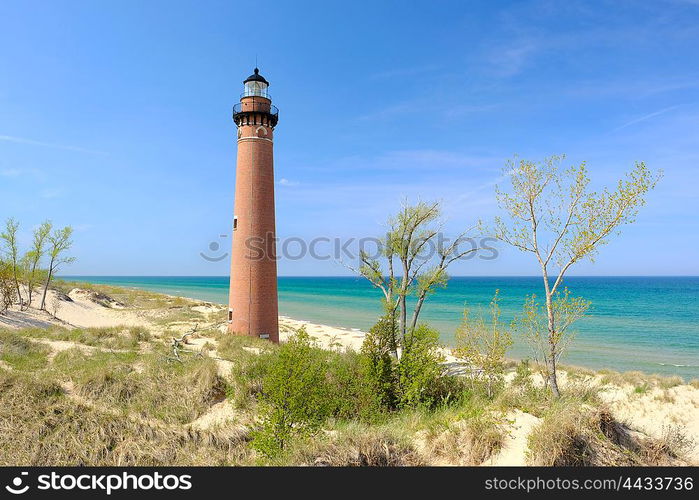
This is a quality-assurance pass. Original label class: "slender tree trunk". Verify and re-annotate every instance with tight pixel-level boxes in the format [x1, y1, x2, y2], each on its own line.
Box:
[39, 258, 55, 311]
[540, 266, 561, 398]
[399, 296, 406, 340]
[409, 293, 427, 333]
[384, 290, 399, 358]
[397, 296, 406, 359]
[12, 269, 22, 308]
[26, 262, 39, 309]
[398, 261, 409, 348]
[544, 291, 561, 398]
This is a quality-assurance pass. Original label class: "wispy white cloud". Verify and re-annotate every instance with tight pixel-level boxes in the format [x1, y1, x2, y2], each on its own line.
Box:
[0, 168, 23, 177]
[39, 188, 63, 199]
[0, 167, 45, 180]
[356, 101, 416, 121]
[486, 41, 538, 77]
[447, 103, 501, 117]
[368, 65, 442, 80]
[442, 167, 517, 217]
[358, 100, 498, 121]
[320, 150, 501, 172]
[569, 77, 699, 98]
[278, 178, 300, 187]
[0, 135, 107, 155]
[611, 104, 685, 132]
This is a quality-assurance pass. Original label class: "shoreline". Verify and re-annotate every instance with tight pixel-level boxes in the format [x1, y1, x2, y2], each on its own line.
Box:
[51, 278, 699, 380]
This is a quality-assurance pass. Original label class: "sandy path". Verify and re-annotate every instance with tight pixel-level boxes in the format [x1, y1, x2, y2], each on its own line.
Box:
[483, 410, 541, 466]
[188, 400, 242, 431]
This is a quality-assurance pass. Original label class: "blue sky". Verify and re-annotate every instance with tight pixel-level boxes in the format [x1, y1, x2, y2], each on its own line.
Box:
[1, 0, 698, 276]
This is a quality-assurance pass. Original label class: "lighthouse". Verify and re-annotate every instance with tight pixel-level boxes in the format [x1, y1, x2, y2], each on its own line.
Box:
[228, 68, 280, 342]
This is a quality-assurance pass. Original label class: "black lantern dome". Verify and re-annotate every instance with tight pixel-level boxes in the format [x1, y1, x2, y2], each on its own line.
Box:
[243, 68, 269, 86]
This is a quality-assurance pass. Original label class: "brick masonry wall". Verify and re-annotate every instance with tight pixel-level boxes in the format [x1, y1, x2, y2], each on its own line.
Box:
[227, 98, 279, 342]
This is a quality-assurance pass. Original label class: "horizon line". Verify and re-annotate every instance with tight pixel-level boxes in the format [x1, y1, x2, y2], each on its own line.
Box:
[60, 274, 699, 278]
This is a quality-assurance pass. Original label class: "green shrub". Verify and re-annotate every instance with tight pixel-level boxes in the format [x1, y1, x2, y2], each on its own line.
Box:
[512, 359, 533, 388]
[359, 316, 398, 411]
[396, 324, 444, 409]
[251, 328, 332, 456]
[454, 291, 513, 398]
[325, 349, 376, 421]
[358, 318, 456, 412]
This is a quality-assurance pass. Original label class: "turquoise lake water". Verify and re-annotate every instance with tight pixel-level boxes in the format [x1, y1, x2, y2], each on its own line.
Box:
[62, 276, 699, 379]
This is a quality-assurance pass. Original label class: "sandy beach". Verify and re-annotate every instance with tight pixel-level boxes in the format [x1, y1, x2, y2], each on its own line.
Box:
[2, 284, 697, 466]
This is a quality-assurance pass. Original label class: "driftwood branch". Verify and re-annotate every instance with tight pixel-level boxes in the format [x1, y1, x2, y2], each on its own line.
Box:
[166, 323, 200, 362]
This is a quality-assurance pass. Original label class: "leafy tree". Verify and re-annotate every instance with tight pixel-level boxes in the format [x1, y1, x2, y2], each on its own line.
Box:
[490, 155, 660, 397]
[454, 290, 513, 398]
[22, 220, 52, 309]
[517, 289, 589, 389]
[353, 201, 476, 355]
[40, 226, 75, 311]
[0, 218, 22, 306]
[0, 260, 14, 314]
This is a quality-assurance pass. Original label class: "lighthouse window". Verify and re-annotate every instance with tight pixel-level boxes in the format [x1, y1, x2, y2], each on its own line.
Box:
[228, 309, 233, 322]
[233, 216, 238, 231]
[244, 80, 268, 97]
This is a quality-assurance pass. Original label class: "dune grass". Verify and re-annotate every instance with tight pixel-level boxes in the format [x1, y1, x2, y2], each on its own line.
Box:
[0, 330, 51, 371]
[52, 348, 226, 424]
[277, 422, 423, 466]
[0, 370, 249, 466]
[17, 325, 151, 350]
[599, 369, 686, 390]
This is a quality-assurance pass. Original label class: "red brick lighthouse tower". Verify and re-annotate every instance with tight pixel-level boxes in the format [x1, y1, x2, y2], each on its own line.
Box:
[228, 68, 280, 342]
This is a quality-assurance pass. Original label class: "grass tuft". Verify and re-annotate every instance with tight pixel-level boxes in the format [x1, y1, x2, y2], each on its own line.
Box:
[0, 371, 249, 466]
[0, 330, 51, 371]
[280, 423, 423, 466]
